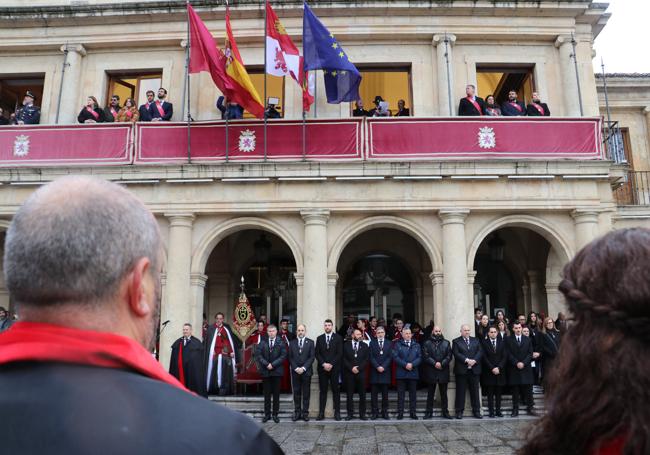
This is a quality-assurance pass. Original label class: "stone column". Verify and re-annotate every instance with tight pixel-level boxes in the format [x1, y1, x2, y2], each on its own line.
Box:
[58, 44, 86, 124]
[572, 209, 600, 250]
[327, 273, 338, 327]
[159, 213, 194, 369]
[439, 209, 471, 335]
[190, 272, 208, 341]
[294, 273, 304, 326]
[467, 271, 477, 335]
[528, 271, 542, 314]
[430, 271, 445, 327]
[433, 34, 456, 116]
[644, 107, 650, 154]
[300, 209, 330, 416]
[545, 281, 566, 319]
[521, 283, 531, 315]
[555, 36, 580, 117]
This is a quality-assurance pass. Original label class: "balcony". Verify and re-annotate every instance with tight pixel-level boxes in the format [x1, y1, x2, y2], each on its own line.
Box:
[614, 171, 650, 206]
[0, 117, 604, 167]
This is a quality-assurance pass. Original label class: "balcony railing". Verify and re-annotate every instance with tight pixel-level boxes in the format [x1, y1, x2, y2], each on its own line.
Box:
[0, 117, 603, 167]
[614, 171, 650, 206]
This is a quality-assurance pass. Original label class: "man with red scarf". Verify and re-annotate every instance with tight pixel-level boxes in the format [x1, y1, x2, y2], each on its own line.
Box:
[169, 323, 205, 396]
[149, 87, 173, 121]
[501, 90, 527, 116]
[0, 176, 280, 454]
[203, 312, 239, 396]
[458, 84, 486, 116]
[526, 91, 551, 117]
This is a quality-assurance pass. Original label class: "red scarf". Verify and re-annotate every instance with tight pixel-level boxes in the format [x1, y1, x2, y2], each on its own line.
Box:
[532, 102, 545, 116]
[0, 321, 185, 391]
[86, 106, 99, 120]
[177, 339, 186, 385]
[509, 101, 523, 112]
[155, 100, 165, 117]
[110, 107, 118, 118]
[467, 96, 482, 115]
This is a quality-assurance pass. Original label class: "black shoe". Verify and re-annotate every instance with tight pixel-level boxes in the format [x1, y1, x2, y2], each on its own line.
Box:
[396, 413, 403, 420]
[473, 412, 483, 419]
[410, 413, 418, 420]
[272, 415, 280, 423]
[360, 415, 368, 421]
[511, 410, 519, 417]
[442, 411, 453, 420]
[334, 413, 342, 421]
[488, 412, 495, 418]
[345, 415, 354, 421]
[495, 411, 504, 418]
[370, 413, 378, 420]
[292, 412, 300, 422]
[455, 412, 463, 419]
[382, 412, 390, 420]
[262, 415, 270, 423]
[423, 412, 433, 420]
[316, 413, 325, 421]
[527, 408, 538, 416]
[302, 413, 310, 422]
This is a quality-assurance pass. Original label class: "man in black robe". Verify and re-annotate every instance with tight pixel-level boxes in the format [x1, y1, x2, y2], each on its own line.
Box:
[169, 323, 205, 396]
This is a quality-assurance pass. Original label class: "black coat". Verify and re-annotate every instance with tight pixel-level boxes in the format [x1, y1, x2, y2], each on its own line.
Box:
[315, 332, 343, 374]
[254, 338, 287, 378]
[77, 107, 105, 123]
[526, 102, 550, 116]
[288, 337, 315, 376]
[352, 108, 369, 117]
[421, 337, 452, 384]
[0, 116, 9, 125]
[506, 335, 533, 385]
[169, 336, 205, 395]
[368, 338, 393, 384]
[452, 336, 483, 376]
[458, 97, 486, 116]
[103, 105, 121, 122]
[0, 363, 281, 454]
[139, 103, 153, 122]
[540, 330, 561, 375]
[343, 340, 369, 378]
[480, 337, 507, 386]
[395, 108, 410, 117]
[501, 100, 527, 116]
[149, 100, 173, 121]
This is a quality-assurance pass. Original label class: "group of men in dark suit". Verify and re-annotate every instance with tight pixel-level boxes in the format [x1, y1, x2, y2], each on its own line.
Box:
[458, 84, 550, 117]
[138, 88, 174, 122]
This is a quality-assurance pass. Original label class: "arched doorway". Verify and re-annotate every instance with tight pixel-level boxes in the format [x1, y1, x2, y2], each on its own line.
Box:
[336, 227, 433, 327]
[203, 229, 298, 331]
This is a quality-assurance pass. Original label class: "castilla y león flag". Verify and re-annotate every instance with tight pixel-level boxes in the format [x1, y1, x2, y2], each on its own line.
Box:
[265, 1, 314, 112]
[187, 3, 264, 119]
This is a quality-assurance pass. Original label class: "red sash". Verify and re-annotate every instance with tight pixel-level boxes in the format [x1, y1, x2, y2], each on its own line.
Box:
[467, 96, 482, 115]
[532, 102, 545, 116]
[126, 110, 133, 118]
[86, 107, 99, 120]
[486, 107, 500, 116]
[155, 101, 165, 117]
[509, 102, 523, 112]
[110, 107, 118, 118]
[0, 321, 185, 391]
[177, 340, 185, 386]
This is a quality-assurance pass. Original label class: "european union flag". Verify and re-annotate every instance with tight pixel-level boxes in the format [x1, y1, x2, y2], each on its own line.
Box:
[303, 2, 362, 104]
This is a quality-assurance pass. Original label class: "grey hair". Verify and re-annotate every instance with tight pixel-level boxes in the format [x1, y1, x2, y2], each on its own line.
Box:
[4, 176, 162, 308]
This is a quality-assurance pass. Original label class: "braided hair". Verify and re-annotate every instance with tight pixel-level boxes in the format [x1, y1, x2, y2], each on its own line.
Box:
[519, 228, 650, 455]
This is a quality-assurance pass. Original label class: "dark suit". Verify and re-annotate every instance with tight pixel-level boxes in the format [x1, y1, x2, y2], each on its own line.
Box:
[540, 330, 560, 384]
[506, 334, 534, 412]
[352, 107, 369, 117]
[501, 100, 527, 116]
[395, 108, 410, 117]
[458, 96, 486, 116]
[526, 102, 550, 116]
[481, 337, 507, 415]
[149, 100, 173, 121]
[452, 336, 483, 415]
[315, 332, 343, 415]
[15, 104, 40, 124]
[421, 337, 452, 415]
[343, 340, 369, 418]
[138, 103, 153, 122]
[369, 338, 392, 416]
[288, 337, 315, 417]
[393, 340, 421, 416]
[255, 338, 288, 418]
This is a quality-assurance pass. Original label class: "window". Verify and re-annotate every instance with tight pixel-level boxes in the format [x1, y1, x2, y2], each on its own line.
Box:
[106, 71, 162, 108]
[244, 70, 285, 119]
[355, 66, 412, 116]
[0, 73, 45, 118]
[476, 64, 535, 106]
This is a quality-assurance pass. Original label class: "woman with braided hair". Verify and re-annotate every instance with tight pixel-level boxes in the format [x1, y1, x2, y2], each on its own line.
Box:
[519, 228, 650, 455]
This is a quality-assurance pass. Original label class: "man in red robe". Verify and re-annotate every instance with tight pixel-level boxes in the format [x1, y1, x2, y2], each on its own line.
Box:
[203, 312, 239, 396]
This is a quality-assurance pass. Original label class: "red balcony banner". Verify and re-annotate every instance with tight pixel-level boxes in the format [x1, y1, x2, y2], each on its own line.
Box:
[0, 124, 133, 167]
[366, 117, 603, 160]
[135, 118, 363, 163]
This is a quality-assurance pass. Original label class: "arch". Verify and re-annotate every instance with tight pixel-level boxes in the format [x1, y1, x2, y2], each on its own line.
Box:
[191, 217, 303, 275]
[328, 216, 442, 274]
[467, 214, 573, 271]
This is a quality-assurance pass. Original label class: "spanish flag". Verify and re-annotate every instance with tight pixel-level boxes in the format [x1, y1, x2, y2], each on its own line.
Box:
[225, 7, 265, 119]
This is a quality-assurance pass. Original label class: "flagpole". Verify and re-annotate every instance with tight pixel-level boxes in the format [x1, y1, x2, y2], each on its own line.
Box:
[263, 0, 268, 161]
[302, 110, 306, 161]
[185, 0, 192, 164]
[314, 70, 318, 118]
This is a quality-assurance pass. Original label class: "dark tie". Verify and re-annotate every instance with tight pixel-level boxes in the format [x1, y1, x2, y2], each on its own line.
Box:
[406, 342, 410, 348]
[299, 338, 303, 349]
[326, 335, 330, 349]
[270, 339, 274, 350]
[354, 342, 358, 352]
[465, 338, 470, 349]
[492, 340, 496, 352]
[517, 337, 521, 345]
[380, 340, 384, 350]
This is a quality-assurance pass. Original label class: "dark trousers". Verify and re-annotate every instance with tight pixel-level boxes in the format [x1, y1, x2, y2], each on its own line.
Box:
[318, 369, 341, 413]
[291, 372, 311, 414]
[425, 382, 448, 413]
[263, 376, 281, 417]
[397, 379, 417, 415]
[511, 384, 534, 411]
[370, 383, 389, 414]
[345, 372, 366, 417]
[485, 384, 502, 412]
[455, 373, 481, 413]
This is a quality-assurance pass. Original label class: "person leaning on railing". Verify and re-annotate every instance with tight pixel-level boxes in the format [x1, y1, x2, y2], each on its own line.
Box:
[116, 98, 140, 123]
[77, 96, 105, 124]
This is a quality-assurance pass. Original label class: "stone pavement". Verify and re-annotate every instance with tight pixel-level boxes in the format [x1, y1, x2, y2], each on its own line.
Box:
[263, 418, 536, 455]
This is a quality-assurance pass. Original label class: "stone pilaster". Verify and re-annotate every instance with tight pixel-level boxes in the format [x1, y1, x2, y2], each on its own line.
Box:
[58, 44, 86, 124]
[433, 34, 456, 116]
[571, 209, 600, 250]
